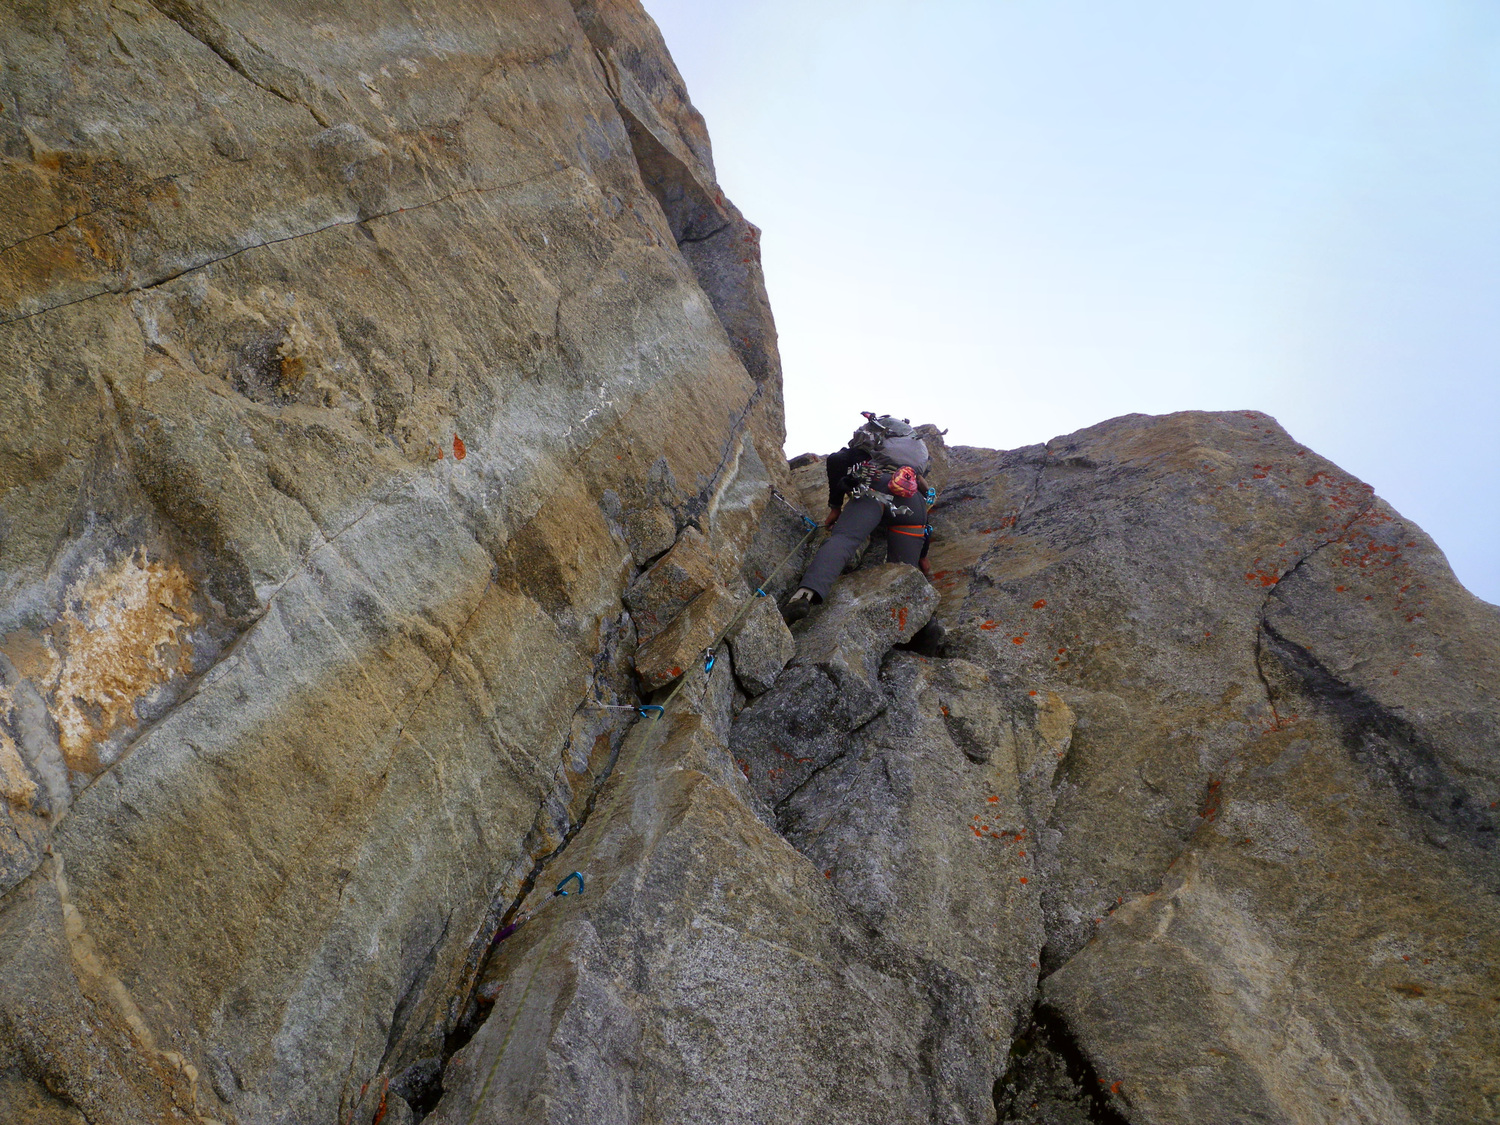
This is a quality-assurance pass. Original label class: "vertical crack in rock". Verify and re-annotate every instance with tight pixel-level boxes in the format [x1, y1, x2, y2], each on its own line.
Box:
[994, 1006, 1131, 1125]
[400, 699, 636, 1118]
[1246, 501, 1374, 734]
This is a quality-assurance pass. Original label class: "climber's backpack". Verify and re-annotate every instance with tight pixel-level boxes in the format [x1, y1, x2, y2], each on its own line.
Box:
[844, 415, 929, 513]
[850, 415, 929, 473]
[874, 434, 929, 472]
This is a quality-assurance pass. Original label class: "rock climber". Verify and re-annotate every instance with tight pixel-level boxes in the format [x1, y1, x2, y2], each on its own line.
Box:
[783, 412, 933, 625]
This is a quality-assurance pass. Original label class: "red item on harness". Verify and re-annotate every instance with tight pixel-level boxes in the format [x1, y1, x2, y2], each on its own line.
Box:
[888, 465, 919, 498]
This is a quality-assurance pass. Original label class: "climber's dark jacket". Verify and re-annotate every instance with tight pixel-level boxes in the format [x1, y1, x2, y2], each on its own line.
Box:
[824, 446, 872, 508]
[824, 445, 930, 511]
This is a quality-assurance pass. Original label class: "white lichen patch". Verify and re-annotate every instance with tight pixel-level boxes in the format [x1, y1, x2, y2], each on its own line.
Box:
[44, 549, 201, 771]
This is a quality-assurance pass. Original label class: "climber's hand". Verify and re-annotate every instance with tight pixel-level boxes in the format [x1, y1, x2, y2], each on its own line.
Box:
[823, 507, 841, 529]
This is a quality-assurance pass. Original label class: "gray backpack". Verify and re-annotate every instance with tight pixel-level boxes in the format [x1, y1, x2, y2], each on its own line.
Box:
[875, 434, 929, 472]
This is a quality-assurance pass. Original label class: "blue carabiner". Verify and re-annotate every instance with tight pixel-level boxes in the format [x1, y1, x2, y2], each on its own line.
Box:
[555, 871, 585, 897]
[636, 704, 664, 719]
[704, 649, 717, 673]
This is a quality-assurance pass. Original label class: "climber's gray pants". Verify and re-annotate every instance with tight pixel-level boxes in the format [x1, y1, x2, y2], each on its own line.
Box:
[798, 494, 928, 600]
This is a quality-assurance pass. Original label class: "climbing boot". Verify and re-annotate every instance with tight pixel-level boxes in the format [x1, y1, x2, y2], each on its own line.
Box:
[782, 587, 817, 625]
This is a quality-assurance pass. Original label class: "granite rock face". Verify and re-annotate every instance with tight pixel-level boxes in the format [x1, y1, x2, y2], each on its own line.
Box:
[926, 413, 1500, 1125]
[2, 3, 1497, 1124]
[0, 0, 785, 1120]
[431, 411, 1498, 1125]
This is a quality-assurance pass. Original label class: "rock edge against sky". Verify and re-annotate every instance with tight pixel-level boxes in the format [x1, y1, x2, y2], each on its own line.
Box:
[0, 2, 1496, 1123]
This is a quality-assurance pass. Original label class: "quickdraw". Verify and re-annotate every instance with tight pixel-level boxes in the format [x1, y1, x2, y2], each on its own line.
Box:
[465, 484, 821, 1125]
[587, 702, 665, 719]
[847, 481, 912, 517]
[770, 488, 818, 529]
[844, 461, 914, 516]
[489, 872, 587, 948]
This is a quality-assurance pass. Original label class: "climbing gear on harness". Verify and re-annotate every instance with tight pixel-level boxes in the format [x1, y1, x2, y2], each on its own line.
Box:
[839, 410, 929, 516]
[845, 463, 912, 517]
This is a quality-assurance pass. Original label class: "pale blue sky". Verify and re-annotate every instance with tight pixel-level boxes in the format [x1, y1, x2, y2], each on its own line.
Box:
[644, 0, 1500, 603]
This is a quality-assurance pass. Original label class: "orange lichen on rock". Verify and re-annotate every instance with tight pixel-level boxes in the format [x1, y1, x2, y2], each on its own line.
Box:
[44, 549, 201, 771]
[0, 717, 39, 811]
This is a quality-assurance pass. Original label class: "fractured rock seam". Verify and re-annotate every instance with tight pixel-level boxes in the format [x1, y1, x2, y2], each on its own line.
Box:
[148, 0, 332, 128]
[0, 168, 570, 328]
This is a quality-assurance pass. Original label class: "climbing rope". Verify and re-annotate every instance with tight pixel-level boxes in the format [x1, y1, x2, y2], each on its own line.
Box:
[653, 507, 819, 715]
[586, 489, 820, 721]
[464, 489, 820, 1122]
[464, 872, 586, 1124]
[769, 487, 816, 523]
[586, 702, 665, 719]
